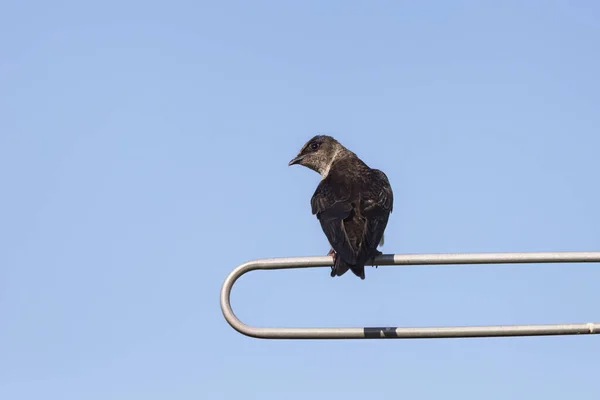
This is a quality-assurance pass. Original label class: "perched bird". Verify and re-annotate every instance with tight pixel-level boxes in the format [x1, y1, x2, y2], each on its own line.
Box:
[289, 135, 393, 279]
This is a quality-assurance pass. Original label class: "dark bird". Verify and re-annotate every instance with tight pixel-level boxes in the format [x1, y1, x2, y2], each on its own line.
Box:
[289, 135, 393, 280]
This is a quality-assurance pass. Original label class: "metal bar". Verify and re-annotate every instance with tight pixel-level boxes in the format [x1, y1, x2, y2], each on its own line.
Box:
[220, 252, 600, 339]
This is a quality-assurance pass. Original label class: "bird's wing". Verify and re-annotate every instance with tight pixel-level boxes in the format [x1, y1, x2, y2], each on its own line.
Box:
[361, 169, 394, 251]
[311, 179, 358, 264]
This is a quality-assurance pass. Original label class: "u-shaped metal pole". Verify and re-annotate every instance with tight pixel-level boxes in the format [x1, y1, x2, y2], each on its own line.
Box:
[220, 252, 600, 339]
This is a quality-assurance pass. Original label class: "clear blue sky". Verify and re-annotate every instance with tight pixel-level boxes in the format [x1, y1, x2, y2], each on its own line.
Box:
[2, 1, 600, 398]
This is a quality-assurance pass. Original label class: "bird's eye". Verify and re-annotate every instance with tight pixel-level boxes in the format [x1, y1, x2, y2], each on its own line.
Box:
[310, 142, 319, 150]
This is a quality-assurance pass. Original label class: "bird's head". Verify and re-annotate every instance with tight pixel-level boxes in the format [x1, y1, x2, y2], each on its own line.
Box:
[288, 135, 344, 177]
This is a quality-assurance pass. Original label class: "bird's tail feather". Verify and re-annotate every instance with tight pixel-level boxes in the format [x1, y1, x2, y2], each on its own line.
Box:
[331, 256, 365, 280]
[330, 255, 350, 277]
[349, 264, 365, 280]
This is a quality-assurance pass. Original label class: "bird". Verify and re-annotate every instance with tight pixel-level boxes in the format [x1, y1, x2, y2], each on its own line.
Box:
[288, 135, 393, 280]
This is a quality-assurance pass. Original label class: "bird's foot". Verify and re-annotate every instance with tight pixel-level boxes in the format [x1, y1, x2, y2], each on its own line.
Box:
[327, 248, 337, 274]
[369, 250, 383, 268]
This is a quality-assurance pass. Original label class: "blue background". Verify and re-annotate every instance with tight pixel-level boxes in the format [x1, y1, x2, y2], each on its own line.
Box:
[2, 1, 599, 398]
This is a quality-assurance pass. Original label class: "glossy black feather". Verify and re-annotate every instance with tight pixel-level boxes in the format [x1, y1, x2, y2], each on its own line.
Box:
[311, 157, 393, 279]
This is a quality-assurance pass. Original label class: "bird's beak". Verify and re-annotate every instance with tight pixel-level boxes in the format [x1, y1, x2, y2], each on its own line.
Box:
[288, 154, 304, 166]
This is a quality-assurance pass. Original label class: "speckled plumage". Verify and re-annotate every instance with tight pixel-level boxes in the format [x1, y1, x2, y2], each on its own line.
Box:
[289, 135, 394, 279]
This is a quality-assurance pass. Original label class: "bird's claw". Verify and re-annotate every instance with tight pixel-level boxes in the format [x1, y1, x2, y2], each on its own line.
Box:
[369, 250, 382, 268]
[327, 248, 337, 272]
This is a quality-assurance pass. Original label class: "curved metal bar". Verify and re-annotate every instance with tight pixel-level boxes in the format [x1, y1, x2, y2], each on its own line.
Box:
[220, 252, 600, 339]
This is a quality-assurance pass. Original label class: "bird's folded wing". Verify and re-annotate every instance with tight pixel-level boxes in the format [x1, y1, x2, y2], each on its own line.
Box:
[361, 169, 394, 250]
[311, 180, 358, 264]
